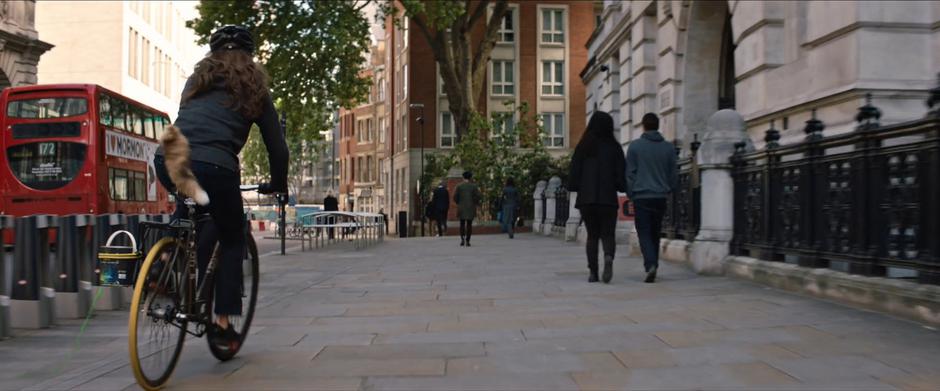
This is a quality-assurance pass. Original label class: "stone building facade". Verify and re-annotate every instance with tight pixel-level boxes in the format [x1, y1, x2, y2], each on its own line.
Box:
[0, 0, 52, 88]
[582, 0, 939, 151]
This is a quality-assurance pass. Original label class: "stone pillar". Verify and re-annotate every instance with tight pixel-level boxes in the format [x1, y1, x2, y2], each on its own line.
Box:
[690, 110, 752, 274]
[565, 192, 581, 241]
[543, 177, 561, 235]
[532, 180, 547, 233]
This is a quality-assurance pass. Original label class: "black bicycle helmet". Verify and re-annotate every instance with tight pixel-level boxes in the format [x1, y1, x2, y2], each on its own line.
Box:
[209, 25, 254, 54]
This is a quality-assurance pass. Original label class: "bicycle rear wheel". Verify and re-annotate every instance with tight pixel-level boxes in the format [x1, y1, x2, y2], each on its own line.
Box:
[129, 238, 187, 391]
[206, 233, 260, 361]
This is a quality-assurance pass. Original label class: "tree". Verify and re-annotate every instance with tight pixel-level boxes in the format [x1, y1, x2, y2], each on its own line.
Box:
[188, 0, 373, 186]
[382, 0, 510, 141]
[241, 125, 323, 203]
[418, 101, 568, 221]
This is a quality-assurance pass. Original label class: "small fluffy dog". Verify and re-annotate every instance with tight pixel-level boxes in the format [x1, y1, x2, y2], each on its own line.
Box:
[160, 125, 210, 205]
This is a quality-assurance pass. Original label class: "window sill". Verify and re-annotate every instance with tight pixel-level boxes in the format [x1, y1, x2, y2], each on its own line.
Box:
[496, 41, 515, 46]
[540, 42, 565, 47]
[540, 94, 565, 100]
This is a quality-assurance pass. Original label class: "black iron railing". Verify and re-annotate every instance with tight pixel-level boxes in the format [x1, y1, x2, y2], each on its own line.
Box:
[662, 137, 701, 240]
[731, 93, 940, 284]
[540, 189, 547, 225]
[554, 185, 569, 227]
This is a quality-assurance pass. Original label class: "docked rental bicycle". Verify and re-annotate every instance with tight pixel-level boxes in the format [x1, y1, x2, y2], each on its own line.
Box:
[128, 185, 275, 390]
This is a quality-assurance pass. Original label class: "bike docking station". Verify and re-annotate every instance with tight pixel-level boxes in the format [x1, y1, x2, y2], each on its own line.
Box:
[10, 215, 57, 329]
[54, 214, 95, 319]
[93, 214, 127, 310]
[0, 215, 13, 338]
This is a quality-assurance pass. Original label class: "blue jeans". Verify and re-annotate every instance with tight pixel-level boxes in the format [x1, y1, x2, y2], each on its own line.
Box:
[634, 198, 667, 272]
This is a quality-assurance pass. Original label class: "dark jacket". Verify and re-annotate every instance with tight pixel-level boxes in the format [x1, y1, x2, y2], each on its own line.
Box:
[323, 195, 339, 211]
[501, 185, 520, 208]
[156, 78, 288, 191]
[431, 186, 450, 213]
[569, 139, 627, 208]
[453, 181, 482, 220]
[625, 131, 678, 199]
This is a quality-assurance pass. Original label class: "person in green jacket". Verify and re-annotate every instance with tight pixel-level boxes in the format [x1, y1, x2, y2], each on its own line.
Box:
[453, 171, 482, 247]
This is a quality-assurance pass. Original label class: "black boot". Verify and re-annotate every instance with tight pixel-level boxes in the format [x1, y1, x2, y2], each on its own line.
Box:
[588, 259, 599, 283]
[602, 255, 614, 284]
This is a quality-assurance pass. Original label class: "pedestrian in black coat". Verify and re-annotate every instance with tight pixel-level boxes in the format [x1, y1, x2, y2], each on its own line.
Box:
[431, 181, 450, 237]
[324, 193, 339, 239]
[568, 111, 627, 283]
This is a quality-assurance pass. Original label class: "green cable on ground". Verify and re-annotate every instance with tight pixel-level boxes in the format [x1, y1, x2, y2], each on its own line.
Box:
[29, 286, 108, 380]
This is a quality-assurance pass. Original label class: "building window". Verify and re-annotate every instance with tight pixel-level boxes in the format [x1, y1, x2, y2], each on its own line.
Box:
[492, 113, 516, 145]
[378, 77, 385, 101]
[541, 113, 565, 148]
[498, 10, 514, 43]
[541, 61, 564, 96]
[491, 61, 514, 96]
[403, 64, 408, 98]
[440, 112, 456, 148]
[380, 117, 386, 143]
[541, 9, 564, 44]
[128, 28, 137, 78]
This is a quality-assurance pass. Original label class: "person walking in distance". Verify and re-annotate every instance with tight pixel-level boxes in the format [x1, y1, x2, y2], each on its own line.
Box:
[431, 180, 450, 237]
[454, 171, 481, 246]
[501, 178, 520, 239]
[626, 113, 678, 283]
[568, 111, 626, 283]
[323, 191, 339, 240]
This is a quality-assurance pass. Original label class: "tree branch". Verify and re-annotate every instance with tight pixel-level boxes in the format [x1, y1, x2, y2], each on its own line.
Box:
[353, 0, 373, 13]
[471, 0, 508, 99]
[467, 0, 490, 29]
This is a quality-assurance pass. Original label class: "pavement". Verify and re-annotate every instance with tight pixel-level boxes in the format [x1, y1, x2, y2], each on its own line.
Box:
[2, 233, 940, 390]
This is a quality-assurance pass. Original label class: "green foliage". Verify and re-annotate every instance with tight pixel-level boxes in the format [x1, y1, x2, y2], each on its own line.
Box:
[188, 0, 371, 187]
[419, 101, 570, 220]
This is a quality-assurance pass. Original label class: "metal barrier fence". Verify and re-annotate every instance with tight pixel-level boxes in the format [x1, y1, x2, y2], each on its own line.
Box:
[662, 137, 701, 240]
[296, 212, 385, 251]
[731, 93, 940, 284]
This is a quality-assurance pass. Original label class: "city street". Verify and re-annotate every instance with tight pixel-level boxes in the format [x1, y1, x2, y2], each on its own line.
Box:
[2, 234, 939, 390]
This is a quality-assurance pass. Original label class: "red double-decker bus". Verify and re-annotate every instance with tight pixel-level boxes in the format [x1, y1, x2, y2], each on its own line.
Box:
[0, 84, 174, 217]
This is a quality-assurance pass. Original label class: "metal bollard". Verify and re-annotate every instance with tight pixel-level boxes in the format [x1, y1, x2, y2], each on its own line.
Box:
[0, 215, 13, 339]
[54, 214, 94, 319]
[93, 214, 127, 310]
[10, 215, 57, 329]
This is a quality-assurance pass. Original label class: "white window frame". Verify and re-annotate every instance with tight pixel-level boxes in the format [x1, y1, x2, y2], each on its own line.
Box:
[491, 60, 514, 96]
[541, 113, 565, 148]
[498, 9, 514, 43]
[491, 112, 517, 146]
[403, 64, 408, 99]
[541, 61, 564, 96]
[440, 112, 456, 148]
[541, 8, 565, 44]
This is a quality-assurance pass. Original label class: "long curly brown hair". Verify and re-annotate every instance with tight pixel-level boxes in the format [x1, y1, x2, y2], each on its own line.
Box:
[182, 49, 269, 119]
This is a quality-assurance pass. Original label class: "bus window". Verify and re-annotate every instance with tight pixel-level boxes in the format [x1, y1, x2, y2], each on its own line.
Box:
[133, 171, 146, 200]
[131, 110, 144, 136]
[143, 114, 155, 139]
[98, 95, 113, 127]
[111, 100, 128, 131]
[154, 117, 168, 139]
[109, 168, 129, 200]
[7, 98, 88, 119]
[7, 142, 87, 190]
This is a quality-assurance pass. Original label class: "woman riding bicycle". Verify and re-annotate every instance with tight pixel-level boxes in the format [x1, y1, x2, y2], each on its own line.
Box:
[153, 25, 288, 350]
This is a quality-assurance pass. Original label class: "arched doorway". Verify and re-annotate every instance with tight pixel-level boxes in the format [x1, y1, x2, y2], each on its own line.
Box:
[679, 1, 734, 142]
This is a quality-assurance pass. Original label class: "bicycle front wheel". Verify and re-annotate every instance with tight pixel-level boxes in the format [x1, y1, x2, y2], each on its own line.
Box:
[206, 233, 260, 361]
[129, 237, 187, 390]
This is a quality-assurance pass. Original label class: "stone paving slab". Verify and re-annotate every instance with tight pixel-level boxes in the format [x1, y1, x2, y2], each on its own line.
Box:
[2, 233, 940, 390]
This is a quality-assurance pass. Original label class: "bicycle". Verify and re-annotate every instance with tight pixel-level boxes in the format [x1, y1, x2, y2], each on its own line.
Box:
[128, 185, 274, 390]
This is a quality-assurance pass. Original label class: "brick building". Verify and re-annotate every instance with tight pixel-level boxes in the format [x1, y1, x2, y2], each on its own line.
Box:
[374, 1, 596, 235]
[338, 39, 387, 214]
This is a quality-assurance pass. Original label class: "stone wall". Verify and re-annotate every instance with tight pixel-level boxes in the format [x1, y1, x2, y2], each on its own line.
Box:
[0, 0, 52, 87]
